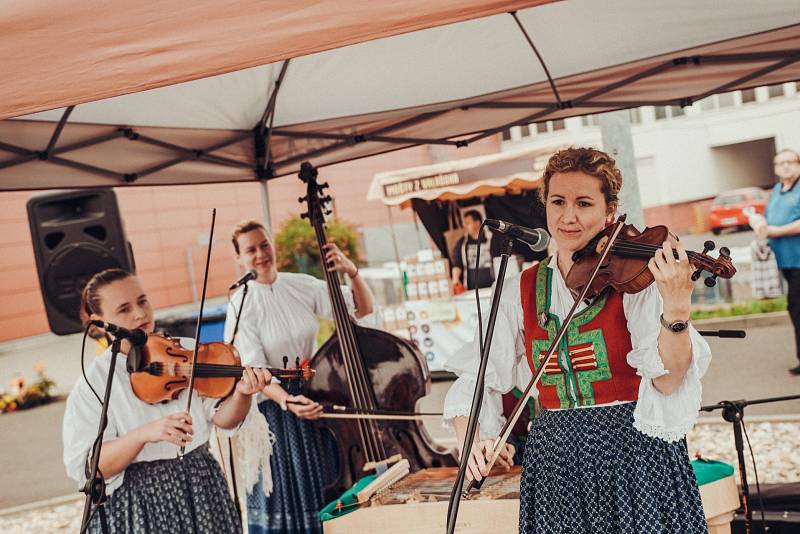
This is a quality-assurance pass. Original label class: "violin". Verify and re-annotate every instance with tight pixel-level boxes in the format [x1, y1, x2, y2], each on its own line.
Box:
[566, 222, 736, 299]
[129, 333, 315, 404]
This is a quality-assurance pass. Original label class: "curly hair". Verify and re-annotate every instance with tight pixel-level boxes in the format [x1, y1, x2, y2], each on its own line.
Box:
[231, 219, 269, 254]
[540, 147, 623, 210]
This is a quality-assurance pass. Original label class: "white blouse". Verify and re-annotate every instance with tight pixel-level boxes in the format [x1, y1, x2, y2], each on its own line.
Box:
[224, 272, 354, 368]
[62, 339, 220, 495]
[443, 254, 712, 443]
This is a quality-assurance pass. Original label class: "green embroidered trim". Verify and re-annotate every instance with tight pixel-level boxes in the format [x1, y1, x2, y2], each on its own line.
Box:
[530, 262, 613, 408]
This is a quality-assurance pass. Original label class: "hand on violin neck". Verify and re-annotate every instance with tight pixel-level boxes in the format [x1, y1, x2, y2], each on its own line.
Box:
[647, 241, 693, 319]
[234, 367, 273, 397]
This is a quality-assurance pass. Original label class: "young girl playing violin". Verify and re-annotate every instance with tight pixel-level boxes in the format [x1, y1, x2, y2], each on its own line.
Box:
[444, 147, 711, 533]
[63, 269, 271, 533]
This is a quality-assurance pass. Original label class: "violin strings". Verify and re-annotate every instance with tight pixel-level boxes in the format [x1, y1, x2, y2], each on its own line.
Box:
[609, 242, 710, 266]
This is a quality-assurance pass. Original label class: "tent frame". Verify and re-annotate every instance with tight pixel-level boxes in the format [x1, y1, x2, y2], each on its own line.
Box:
[1, 16, 798, 186]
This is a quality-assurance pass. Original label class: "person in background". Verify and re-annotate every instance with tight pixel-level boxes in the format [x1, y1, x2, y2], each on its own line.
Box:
[755, 148, 800, 375]
[450, 209, 500, 292]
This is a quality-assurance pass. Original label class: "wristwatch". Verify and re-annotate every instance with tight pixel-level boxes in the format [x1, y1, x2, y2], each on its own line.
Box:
[660, 314, 690, 334]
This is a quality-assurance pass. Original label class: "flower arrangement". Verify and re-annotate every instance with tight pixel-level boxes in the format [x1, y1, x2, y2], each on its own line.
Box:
[0, 362, 57, 414]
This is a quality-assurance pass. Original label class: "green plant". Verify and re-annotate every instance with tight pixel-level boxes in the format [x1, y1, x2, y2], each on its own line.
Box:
[690, 296, 787, 321]
[274, 215, 361, 279]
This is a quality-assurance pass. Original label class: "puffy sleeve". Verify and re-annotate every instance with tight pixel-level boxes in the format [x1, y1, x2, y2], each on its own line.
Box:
[310, 274, 355, 319]
[442, 274, 528, 440]
[624, 284, 712, 442]
[62, 374, 124, 494]
[225, 289, 268, 368]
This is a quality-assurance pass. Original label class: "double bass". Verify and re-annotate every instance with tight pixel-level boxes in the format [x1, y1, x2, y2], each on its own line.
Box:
[298, 162, 457, 502]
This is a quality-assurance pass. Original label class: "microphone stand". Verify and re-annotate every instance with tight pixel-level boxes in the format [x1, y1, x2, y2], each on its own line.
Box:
[225, 280, 251, 521]
[700, 393, 800, 534]
[445, 235, 514, 533]
[79, 336, 123, 534]
[230, 281, 250, 344]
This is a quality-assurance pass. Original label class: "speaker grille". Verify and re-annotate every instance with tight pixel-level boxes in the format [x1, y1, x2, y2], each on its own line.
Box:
[44, 243, 122, 330]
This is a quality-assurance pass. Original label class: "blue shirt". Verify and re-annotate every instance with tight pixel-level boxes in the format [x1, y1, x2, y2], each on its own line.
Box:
[766, 180, 800, 268]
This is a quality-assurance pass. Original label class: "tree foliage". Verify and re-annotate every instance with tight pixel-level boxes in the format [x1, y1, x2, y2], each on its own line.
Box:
[274, 215, 361, 279]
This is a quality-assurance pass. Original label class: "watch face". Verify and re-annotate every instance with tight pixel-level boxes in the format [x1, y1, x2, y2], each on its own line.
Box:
[671, 322, 688, 333]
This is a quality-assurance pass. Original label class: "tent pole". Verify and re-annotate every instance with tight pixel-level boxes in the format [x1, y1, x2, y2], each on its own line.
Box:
[386, 204, 403, 268]
[599, 110, 644, 228]
[260, 181, 272, 234]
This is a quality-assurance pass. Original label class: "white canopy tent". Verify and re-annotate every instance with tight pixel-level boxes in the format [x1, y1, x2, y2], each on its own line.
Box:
[1, 0, 798, 190]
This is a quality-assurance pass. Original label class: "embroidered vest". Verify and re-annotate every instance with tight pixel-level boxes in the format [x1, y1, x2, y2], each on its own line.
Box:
[521, 260, 640, 410]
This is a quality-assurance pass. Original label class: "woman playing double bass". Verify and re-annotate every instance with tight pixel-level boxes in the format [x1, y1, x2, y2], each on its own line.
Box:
[444, 147, 711, 533]
[224, 219, 374, 534]
[63, 269, 271, 533]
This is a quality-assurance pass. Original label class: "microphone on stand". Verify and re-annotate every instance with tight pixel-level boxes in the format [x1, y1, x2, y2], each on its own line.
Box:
[484, 219, 550, 252]
[229, 269, 257, 290]
[89, 320, 148, 346]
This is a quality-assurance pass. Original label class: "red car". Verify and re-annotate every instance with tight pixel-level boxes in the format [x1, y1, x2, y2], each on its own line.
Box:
[708, 187, 768, 235]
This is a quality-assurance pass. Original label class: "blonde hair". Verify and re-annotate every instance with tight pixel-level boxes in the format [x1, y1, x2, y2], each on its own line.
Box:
[541, 147, 623, 211]
[231, 219, 268, 254]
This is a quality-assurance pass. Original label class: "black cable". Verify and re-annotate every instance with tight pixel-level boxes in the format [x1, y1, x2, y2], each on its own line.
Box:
[81, 324, 102, 404]
[741, 419, 768, 529]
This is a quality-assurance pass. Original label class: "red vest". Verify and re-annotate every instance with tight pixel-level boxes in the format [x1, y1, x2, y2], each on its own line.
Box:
[521, 261, 640, 410]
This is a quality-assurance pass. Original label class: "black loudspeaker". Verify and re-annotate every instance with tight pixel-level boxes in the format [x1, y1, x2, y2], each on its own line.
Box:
[27, 189, 135, 335]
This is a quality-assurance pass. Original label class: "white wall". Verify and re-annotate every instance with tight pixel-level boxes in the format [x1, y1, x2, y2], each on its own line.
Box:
[502, 83, 800, 208]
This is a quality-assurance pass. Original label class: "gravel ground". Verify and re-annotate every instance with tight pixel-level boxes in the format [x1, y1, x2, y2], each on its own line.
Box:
[2, 420, 797, 533]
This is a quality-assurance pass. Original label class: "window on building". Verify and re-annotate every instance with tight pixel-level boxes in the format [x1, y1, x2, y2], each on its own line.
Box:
[741, 88, 757, 103]
[654, 106, 668, 120]
[698, 96, 715, 111]
[670, 105, 685, 117]
[581, 114, 598, 127]
[552, 119, 565, 131]
[628, 108, 641, 124]
[717, 92, 735, 108]
[501, 129, 512, 141]
[768, 84, 784, 99]
[536, 122, 548, 134]
[519, 124, 530, 137]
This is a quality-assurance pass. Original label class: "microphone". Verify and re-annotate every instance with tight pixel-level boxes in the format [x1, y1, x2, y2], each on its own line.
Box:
[89, 320, 148, 346]
[229, 269, 257, 290]
[484, 219, 550, 252]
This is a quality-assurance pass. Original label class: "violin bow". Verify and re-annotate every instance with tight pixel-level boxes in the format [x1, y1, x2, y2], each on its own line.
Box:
[463, 214, 628, 494]
[179, 208, 217, 459]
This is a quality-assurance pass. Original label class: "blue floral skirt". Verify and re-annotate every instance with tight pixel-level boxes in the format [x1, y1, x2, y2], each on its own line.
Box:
[519, 402, 708, 534]
[88, 446, 241, 533]
[247, 399, 325, 534]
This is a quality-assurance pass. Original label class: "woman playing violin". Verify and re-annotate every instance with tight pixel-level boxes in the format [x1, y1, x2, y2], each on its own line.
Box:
[444, 147, 711, 533]
[224, 219, 374, 534]
[63, 269, 271, 533]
